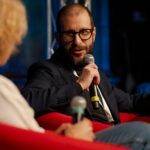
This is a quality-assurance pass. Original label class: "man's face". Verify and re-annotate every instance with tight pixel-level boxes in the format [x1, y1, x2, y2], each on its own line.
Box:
[57, 8, 96, 65]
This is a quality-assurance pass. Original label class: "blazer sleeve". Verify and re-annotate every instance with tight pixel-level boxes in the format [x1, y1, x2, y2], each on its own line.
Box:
[21, 61, 83, 117]
[100, 71, 150, 116]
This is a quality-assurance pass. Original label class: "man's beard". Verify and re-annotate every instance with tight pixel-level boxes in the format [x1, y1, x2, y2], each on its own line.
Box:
[59, 38, 94, 69]
[61, 43, 94, 70]
[69, 43, 94, 66]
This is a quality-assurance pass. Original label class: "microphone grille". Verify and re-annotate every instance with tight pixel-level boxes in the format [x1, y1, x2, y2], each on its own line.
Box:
[84, 54, 94, 64]
[71, 96, 87, 109]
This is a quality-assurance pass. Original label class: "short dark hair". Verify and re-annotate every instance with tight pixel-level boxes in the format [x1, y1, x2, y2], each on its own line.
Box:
[56, 3, 94, 32]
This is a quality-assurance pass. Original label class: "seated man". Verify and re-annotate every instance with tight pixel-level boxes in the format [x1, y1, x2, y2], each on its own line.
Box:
[22, 3, 150, 126]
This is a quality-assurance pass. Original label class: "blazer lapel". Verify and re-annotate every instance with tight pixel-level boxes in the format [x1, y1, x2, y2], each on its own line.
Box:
[99, 78, 120, 124]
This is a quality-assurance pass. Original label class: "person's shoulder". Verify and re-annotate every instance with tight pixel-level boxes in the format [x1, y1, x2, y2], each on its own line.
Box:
[28, 59, 52, 69]
[0, 75, 20, 93]
[29, 50, 63, 70]
[0, 75, 14, 86]
[26, 58, 59, 76]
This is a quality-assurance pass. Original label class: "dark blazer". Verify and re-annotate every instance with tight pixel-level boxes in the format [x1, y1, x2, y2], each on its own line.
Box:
[22, 49, 150, 124]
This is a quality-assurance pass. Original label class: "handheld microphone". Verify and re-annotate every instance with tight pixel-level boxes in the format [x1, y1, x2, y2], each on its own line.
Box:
[84, 54, 100, 109]
[70, 96, 87, 123]
[84, 53, 95, 65]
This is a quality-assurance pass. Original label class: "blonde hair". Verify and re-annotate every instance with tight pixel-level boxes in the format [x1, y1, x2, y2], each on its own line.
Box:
[0, 0, 27, 52]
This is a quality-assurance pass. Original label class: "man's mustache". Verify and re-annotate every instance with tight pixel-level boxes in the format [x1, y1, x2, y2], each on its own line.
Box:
[70, 45, 87, 50]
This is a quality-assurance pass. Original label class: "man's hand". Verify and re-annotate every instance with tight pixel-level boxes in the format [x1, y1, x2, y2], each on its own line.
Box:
[77, 63, 100, 90]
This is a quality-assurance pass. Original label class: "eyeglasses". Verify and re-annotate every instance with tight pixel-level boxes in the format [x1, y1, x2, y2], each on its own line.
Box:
[60, 28, 94, 42]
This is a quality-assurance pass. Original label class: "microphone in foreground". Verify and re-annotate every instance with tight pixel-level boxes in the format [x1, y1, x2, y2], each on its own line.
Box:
[70, 96, 87, 123]
[84, 54, 100, 109]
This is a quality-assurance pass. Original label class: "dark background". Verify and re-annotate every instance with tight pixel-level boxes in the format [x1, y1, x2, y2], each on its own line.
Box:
[109, 0, 150, 92]
[1, 0, 150, 93]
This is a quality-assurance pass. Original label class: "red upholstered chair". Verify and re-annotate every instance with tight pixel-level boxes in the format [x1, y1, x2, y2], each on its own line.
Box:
[120, 112, 150, 123]
[36, 112, 150, 133]
[0, 122, 129, 150]
[36, 112, 112, 132]
[119, 112, 140, 123]
[35, 112, 150, 150]
[1, 112, 149, 150]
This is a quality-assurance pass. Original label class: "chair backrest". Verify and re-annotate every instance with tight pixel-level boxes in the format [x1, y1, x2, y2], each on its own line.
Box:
[36, 112, 112, 132]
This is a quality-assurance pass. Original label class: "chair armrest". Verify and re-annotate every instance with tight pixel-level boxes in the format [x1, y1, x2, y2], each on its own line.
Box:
[0, 122, 129, 150]
[120, 112, 150, 123]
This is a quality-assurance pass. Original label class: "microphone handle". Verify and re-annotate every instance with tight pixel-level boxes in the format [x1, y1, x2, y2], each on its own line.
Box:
[72, 113, 84, 124]
[72, 107, 84, 124]
[89, 83, 100, 109]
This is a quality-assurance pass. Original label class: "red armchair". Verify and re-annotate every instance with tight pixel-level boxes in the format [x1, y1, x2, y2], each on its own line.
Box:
[36, 112, 150, 132]
[1, 112, 149, 150]
[120, 112, 150, 123]
[35, 111, 150, 150]
[36, 112, 112, 132]
[0, 122, 129, 150]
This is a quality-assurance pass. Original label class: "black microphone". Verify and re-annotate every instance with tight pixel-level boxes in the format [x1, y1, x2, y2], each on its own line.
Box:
[84, 54, 100, 109]
[70, 96, 87, 123]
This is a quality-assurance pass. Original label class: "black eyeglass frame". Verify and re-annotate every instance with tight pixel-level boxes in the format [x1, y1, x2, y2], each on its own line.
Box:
[59, 28, 94, 42]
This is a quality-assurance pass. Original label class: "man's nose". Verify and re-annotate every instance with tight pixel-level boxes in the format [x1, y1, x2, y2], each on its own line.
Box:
[74, 33, 82, 45]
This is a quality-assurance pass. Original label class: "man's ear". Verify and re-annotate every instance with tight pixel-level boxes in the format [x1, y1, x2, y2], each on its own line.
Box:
[92, 27, 96, 42]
